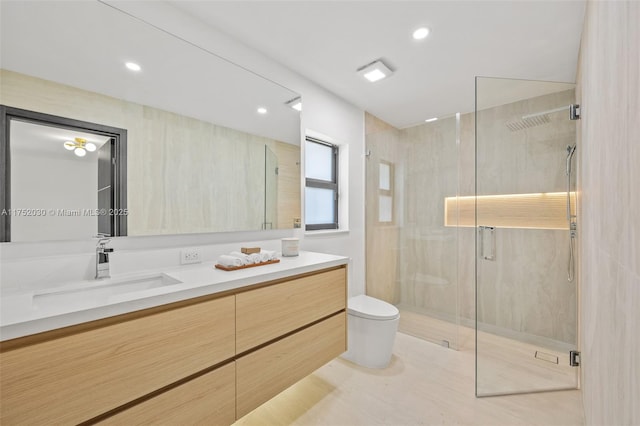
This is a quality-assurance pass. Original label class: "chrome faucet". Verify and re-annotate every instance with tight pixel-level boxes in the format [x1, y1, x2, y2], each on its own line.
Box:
[96, 238, 114, 279]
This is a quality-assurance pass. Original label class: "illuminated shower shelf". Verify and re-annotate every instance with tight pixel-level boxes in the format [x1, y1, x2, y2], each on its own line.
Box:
[444, 192, 576, 230]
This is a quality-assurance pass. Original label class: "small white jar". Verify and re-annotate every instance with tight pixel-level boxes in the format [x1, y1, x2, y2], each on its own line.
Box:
[281, 238, 299, 257]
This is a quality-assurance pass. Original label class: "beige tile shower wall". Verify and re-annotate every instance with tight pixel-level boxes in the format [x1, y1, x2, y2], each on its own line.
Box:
[476, 89, 576, 195]
[577, 2, 640, 425]
[390, 89, 577, 344]
[472, 89, 578, 345]
[399, 117, 459, 318]
[364, 113, 402, 304]
[0, 70, 299, 235]
[366, 89, 578, 345]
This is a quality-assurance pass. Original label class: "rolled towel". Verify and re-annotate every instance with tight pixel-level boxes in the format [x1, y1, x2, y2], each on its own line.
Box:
[229, 252, 250, 265]
[217, 255, 243, 268]
[248, 253, 262, 264]
[261, 250, 278, 262]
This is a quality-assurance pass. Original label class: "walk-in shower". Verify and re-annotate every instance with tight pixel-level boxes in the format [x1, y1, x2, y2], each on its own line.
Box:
[475, 77, 580, 396]
[364, 76, 580, 397]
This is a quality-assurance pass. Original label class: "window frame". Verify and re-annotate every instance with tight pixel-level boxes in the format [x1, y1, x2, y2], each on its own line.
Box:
[305, 137, 339, 231]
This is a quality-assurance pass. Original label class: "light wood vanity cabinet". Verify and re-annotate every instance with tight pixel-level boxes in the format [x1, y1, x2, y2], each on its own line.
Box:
[237, 312, 346, 418]
[236, 267, 346, 353]
[99, 362, 237, 426]
[0, 265, 347, 426]
[0, 295, 236, 425]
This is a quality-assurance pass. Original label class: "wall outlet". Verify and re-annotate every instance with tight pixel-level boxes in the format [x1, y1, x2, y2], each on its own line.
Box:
[180, 248, 202, 265]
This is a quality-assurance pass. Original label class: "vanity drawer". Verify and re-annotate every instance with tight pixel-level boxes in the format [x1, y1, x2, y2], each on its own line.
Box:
[236, 266, 346, 353]
[0, 295, 235, 425]
[99, 362, 236, 426]
[236, 312, 346, 418]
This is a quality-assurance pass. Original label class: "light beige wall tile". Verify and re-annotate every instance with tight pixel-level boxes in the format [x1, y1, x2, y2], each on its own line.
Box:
[398, 117, 459, 318]
[471, 88, 578, 344]
[578, 1, 640, 425]
[364, 113, 402, 304]
[367, 88, 579, 345]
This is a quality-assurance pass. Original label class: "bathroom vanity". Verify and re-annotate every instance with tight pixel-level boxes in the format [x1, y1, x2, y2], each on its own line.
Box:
[0, 252, 347, 425]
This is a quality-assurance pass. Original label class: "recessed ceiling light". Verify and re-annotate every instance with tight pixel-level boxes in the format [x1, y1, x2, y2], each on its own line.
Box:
[425, 117, 438, 122]
[125, 62, 141, 72]
[413, 27, 430, 40]
[257, 107, 268, 114]
[364, 69, 386, 82]
[357, 60, 394, 83]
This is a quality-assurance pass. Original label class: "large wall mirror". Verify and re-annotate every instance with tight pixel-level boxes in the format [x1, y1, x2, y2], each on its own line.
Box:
[0, 1, 302, 242]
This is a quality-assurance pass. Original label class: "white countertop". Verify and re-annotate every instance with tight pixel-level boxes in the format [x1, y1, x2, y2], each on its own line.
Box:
[0, 251, 348, 341]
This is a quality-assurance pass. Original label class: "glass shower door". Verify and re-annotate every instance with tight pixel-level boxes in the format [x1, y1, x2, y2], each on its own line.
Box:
[475, 77, 579, 396]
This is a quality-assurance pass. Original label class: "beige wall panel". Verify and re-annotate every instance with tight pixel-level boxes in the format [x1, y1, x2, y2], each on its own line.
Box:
[364, 113, 402, 305]
[578, 1, 640, 425]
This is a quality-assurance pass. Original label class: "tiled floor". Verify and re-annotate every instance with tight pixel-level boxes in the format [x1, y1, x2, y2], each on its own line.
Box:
[398, 309, 578, 396]
[235, 332, 585, 426]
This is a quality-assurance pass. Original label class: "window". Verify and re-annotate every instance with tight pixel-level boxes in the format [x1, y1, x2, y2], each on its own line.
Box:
[305, 137, 338, 230]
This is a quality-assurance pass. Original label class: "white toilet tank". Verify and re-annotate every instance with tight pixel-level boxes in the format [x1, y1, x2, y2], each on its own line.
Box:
[342, 294, 399, 369]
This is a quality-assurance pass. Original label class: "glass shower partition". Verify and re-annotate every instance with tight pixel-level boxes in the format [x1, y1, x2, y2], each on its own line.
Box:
[475, 77, 580, 396]
[364, 112, 461, 350]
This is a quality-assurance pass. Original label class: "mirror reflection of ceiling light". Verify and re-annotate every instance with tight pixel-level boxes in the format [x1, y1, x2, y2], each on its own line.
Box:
[125, 62, 141, 72]
[257, 107, 268, 114]
[285, 97, 302, 112]
[425, 117, 438, 122]
[358, 60, 394, 83]
[412, 27, 430, 40]
[63, 137, 96, 157]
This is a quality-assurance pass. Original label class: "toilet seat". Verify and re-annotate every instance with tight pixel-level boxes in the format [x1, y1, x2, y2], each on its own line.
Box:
[348, 294, 399, 320]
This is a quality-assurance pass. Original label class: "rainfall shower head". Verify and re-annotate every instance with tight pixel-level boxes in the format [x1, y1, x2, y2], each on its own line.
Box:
[506, 114, 550, 131]
[505, 105, 570, 132]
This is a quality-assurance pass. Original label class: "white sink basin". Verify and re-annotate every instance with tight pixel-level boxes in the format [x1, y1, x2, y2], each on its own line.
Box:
[32, 273, 183, 308]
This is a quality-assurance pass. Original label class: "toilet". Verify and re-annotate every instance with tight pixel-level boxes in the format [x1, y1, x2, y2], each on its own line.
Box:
[342, 294, 400, 369]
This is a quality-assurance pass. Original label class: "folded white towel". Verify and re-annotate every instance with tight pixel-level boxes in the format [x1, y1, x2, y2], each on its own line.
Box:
[217, 255, 243, 267]
[229, 252, 250, 265]
[261, 250, 278, 262]
[248, 253, 262, 264]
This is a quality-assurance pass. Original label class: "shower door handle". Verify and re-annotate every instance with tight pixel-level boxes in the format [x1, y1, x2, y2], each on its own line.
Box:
[479, 226, 496, 261]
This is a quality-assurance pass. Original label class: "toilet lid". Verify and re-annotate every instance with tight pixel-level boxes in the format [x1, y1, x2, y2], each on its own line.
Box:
[348, 295, 400, 320]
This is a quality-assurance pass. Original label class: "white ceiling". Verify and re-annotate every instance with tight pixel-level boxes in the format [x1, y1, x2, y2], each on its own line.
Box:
[170, 1, 586, 128]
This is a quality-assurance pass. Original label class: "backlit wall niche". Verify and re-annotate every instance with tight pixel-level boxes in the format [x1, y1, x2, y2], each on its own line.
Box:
[444, 192, 577, 229]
